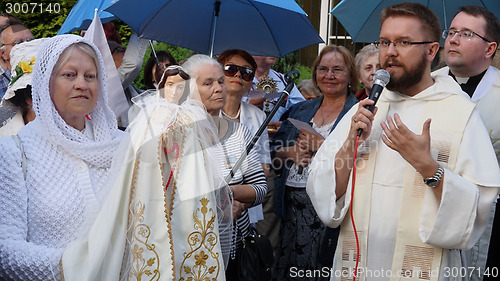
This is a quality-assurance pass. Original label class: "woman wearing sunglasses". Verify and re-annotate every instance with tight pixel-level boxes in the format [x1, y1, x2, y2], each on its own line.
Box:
[217, 49, 271, 178]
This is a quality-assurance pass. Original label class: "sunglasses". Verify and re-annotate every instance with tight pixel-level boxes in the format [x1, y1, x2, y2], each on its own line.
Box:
[223, 64, 254, 82]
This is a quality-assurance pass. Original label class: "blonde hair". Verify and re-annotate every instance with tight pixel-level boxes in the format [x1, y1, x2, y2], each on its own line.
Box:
[51, 42, 99, 79]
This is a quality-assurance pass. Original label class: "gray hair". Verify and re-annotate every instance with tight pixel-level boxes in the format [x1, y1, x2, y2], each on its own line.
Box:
[355, 44, 379, 73]
[182, 54, 222, 79]
[297, 79, 321, 98]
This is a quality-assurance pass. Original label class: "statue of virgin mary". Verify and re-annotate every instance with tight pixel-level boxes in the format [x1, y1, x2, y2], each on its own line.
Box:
[60, 66, 233, 281]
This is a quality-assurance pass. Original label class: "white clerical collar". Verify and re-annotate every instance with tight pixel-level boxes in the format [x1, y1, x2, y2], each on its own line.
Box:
[455, 76, 469, 84]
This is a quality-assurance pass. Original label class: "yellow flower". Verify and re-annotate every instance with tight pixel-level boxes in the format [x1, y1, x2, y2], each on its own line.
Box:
[19, 61, 33, 73]
[9, 57, 36, 86]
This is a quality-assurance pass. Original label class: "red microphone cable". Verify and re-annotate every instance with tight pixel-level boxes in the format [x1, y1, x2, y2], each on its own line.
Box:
[350, 135, 361, 281]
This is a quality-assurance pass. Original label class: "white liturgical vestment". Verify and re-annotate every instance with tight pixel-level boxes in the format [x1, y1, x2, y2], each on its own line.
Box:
[61, 100, 231, 281]
[307, 74, 500, 281]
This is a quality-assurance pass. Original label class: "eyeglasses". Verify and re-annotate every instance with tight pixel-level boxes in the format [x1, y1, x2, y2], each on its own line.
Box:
[374, 40, 434, 49]
[2, 37, 34, 47]
[223, 64, 254, 82]
[442, 29, 491, 43]
[316, 66, 345, 76]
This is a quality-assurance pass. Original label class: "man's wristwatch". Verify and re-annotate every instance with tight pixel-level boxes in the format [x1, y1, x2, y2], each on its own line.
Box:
[423, 167, 445, 188]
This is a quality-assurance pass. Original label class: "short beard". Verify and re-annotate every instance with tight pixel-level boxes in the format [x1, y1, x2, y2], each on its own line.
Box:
[384, 53, 427, 93]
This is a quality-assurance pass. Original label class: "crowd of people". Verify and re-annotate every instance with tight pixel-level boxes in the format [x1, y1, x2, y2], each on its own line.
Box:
[0, 2, 499, 281]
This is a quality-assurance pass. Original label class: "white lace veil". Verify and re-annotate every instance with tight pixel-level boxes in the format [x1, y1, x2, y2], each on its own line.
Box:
[31, 34, 121, 168]
[123, 64, 233, 271]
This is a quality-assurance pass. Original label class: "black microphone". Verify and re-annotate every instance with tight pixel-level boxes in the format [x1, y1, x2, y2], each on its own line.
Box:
[357, 69, 390, 137]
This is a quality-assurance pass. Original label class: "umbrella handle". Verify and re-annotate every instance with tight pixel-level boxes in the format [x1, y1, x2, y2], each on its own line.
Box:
[209, 0, 222, 57]
[149, 40, 160, 66]
[214, 0, 221, 16]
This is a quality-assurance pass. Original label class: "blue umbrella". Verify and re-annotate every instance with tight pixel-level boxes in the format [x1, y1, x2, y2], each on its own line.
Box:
[58, 0, 116, 34]
[331, 0, 500, 44]
[105, 0, 323, 57]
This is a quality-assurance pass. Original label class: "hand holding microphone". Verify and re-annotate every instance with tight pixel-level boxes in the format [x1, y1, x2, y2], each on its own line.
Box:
[356, 69, 390, 137]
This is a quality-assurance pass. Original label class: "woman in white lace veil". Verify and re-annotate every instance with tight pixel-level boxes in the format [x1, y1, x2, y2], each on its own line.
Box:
[0, 34, 122, 281]
[61, 63, 233, 281]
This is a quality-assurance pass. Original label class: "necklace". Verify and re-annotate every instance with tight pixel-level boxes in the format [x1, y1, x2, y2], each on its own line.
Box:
[319, 106, 331, 126]
[318, 102, 343, 126]
[221, 106, 241, 120]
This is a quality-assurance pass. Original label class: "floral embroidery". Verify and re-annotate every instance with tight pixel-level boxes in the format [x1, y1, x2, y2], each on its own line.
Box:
[179, 197, 220, 281]
[10, 57, 35, 86]
[490, 130, 500, 157]
[129, 202, 161, 281]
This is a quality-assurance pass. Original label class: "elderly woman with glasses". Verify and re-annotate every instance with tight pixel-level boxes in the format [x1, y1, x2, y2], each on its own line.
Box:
[270, 45, 359, 280]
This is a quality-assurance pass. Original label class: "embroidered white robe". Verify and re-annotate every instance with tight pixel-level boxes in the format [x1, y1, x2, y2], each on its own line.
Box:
[61, 103, 229, 281]
[307, 75, 500, 281]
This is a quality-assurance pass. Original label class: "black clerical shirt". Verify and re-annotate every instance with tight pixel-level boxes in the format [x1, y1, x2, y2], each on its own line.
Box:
[448, 69, 487, 98]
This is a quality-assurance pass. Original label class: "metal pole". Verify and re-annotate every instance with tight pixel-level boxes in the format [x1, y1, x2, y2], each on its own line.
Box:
[224, 70, 300, 184]
[149, 40, 160, 67]
[210, 0, 222, 57]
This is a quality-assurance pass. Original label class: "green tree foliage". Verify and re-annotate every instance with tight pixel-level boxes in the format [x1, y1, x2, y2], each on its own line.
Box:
[274, 52, 312, 84]
[1, 0, 77, 38]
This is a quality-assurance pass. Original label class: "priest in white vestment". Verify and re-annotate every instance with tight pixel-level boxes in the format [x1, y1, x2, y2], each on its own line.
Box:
[433, 7, 500, 280]
[307, 3, 500, 281]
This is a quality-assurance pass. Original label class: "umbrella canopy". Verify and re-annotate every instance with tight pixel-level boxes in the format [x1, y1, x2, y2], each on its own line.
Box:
[331, 0, 500, 44]
[105, 0, 323, 57]
[58, 0, 116, 34]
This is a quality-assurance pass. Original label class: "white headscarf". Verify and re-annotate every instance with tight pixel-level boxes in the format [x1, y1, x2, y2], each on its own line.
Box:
[31, 34, 121, 168]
